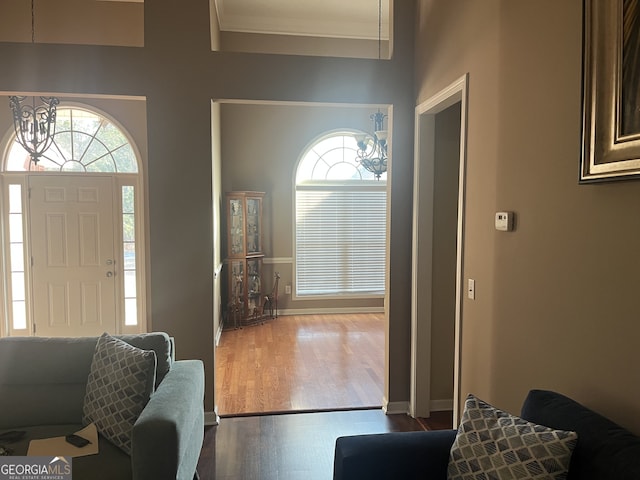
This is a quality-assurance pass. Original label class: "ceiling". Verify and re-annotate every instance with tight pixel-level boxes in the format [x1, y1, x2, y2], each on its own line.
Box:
[213, 0, 390, 40]
[98, 0, 390, 41]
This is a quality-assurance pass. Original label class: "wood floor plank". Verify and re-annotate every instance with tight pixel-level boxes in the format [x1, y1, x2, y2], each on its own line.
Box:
[215, 313, 385, 416]
[197, 409, 428, 480]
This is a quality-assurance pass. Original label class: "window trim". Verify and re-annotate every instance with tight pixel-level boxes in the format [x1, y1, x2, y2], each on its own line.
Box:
[293, 130, 387, 300]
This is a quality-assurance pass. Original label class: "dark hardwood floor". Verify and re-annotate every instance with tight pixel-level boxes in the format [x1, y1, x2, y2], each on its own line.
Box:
[417, 410, 454, 431]
[197, 409, 433, 480]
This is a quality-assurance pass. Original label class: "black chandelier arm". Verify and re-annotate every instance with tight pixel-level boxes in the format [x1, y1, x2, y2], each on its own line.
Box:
[355, 136, 380, 160]
[370, 111, 388, 132]
[356, 138, 387, 160]
[377, 140, 387, 158]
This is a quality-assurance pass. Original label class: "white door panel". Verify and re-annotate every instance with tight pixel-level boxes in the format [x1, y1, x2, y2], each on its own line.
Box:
[29, 176, 117, 337]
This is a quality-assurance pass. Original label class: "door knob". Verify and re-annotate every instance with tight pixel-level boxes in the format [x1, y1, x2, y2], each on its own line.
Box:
[106, 271, 114, 277]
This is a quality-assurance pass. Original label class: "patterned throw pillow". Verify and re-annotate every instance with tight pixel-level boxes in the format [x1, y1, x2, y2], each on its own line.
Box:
[448, 394, 578, 480]
[83, 332, 157, 455]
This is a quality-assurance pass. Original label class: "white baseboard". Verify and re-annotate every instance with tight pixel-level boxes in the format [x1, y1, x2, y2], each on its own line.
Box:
[383, 399, 452, 416]
[205, 411, 219, 426]
[217, 307, 382, 331]
[430, 398, 454, 412]
[215, 323, 223, 347]
[383, 398, 410, 415]
[278, 307, 384, 316]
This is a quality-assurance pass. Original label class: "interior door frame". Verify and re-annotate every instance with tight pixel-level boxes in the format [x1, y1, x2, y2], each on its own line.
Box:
[410, 74, 468, 424]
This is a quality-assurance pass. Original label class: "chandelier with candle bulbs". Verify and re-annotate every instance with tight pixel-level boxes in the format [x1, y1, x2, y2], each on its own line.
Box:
[9, 96, 59, 164]
[8, 0, 60, 165]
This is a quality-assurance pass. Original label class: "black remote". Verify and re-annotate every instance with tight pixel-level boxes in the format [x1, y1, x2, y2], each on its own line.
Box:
[65, 434, 91, 448]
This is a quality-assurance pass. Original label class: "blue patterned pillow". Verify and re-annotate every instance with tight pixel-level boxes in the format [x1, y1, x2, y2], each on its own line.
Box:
[82, 333, 157, 454]
[448, 394, 578, 480]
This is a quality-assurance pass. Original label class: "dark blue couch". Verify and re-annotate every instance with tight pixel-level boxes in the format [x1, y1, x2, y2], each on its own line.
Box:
[333, 390, 640, 479]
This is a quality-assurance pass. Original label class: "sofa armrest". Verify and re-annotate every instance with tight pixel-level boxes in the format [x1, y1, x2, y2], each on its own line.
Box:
[521, 389, 640, 480]
[333, 429, 456, 480]
[132, 360, 205, 480]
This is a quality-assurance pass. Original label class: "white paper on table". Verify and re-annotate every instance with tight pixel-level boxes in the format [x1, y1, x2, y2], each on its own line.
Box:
[27, 423, 99, 457]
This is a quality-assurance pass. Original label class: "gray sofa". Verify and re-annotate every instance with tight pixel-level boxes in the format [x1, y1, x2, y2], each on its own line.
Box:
[0, 333, 205, 480]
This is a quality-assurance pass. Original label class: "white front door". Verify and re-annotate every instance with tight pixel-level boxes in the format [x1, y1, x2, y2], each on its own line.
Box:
[29, 175, 118, 337]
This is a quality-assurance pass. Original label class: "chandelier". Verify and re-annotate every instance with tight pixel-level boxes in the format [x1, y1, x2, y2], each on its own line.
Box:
[354, 111, 388, 180]
[9, 96, 59, 164]
[8, 0, 60, 165]
[354, 0, 388, 180]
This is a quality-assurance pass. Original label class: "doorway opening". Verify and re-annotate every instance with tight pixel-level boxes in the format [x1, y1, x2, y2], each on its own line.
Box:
[411, 74, 468, 425]
[215, 101, 390, 416]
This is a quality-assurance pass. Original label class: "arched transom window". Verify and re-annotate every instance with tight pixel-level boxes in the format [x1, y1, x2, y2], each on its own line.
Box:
[295, 131, 387, 297]
[6, 107, 138, 173]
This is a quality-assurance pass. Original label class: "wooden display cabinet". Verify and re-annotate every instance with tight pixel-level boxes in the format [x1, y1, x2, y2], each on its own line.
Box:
[225, 192, 266, 328]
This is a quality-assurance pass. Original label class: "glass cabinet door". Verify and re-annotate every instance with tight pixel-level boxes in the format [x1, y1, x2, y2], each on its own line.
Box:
[246, 197, 261, 255]
[229, 198, 245, 256]
[246, 258, 262, 315]
[229, 260, 245, 314]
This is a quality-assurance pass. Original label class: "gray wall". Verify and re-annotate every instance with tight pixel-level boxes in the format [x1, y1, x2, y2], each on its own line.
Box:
[0, 0, 417, 412]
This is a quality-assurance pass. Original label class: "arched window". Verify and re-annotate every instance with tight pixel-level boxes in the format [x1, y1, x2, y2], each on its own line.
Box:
[6, 107, 138, 173]
[295, 131, 387, 297]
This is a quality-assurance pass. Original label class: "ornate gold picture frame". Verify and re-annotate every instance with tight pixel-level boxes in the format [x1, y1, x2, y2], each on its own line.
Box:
[581, 0, 640, 182]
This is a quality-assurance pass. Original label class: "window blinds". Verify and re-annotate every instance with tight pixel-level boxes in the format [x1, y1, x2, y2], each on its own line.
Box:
[295, 187, 386, 296]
